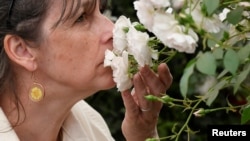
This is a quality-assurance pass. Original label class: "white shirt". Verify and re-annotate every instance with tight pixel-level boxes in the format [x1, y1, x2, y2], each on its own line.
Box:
[0, 100, 115, 141]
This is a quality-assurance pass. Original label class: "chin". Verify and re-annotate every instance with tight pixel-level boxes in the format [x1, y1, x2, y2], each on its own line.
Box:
[94, 72, 115, 89]
[96, 66, 116, 89]
[103, 78, 116, 89]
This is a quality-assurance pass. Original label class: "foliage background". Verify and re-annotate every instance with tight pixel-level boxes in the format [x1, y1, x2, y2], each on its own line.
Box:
[86, 0, 249, 140]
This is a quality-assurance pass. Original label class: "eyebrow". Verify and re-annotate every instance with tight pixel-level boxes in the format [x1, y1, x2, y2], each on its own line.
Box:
[52, 0, 97, 28]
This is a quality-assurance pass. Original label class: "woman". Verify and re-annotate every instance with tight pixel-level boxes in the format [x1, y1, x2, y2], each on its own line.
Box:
[0, 0, 173, 140]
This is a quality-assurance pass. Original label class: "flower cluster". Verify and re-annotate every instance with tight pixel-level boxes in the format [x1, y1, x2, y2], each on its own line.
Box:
[105, 0, 250, 94]
[104, 0, 250, 140]
[134, 0, 250, 53]
[134, 0, 200, 53]
[104, 16, 159, 91]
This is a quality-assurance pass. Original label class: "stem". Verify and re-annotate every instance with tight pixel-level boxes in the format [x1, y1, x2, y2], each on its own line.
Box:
[206, 105, 243, 113]
[175, 99, 203, 141]
[222, 0, 241, 5]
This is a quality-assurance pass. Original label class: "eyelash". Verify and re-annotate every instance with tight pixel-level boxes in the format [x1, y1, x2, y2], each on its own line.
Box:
[75, 13, 86, 23]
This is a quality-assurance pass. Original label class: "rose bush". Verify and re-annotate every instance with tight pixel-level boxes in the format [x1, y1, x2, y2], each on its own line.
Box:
[104, 0, 250, 140]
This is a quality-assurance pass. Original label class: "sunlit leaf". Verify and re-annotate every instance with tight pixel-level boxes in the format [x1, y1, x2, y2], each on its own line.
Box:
[196, 52, 217, 75]
[204, 79, 227, 106]
[217, 69, 228, 79]
[238, 44, 250, 63]
[180, 59, 196, 98]
[227, 7, 244, 25]
[234, 64, 250, 94]
[207, 39, 217, 48]
[213, 47, 224, 60]
[224, 49, 240, 75]
[203, 0, 220, 16]
[241, 105, 250, 124]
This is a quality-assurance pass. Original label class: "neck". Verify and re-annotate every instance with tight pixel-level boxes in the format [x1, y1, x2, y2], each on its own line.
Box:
[0, 89, 84, 141]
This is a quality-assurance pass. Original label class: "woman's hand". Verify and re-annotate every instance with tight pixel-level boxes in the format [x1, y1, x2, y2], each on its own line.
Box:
[121, 63, 173, 141]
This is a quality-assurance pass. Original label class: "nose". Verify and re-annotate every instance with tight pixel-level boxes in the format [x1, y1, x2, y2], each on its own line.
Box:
[98, 14, 114, 44]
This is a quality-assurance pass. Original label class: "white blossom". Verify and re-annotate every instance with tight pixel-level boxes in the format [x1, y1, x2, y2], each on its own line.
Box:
[113, 16, 131, 55]
[104, 49, 116, 67]
[239, 2, 250, 7]
[152, 11, 198, 53]
[164, 27, 198, 53]
[225, 20, 250, 46]
[106, 51, 133, 92]
[219, 8, 230, 21]
[134, 0, 155, 31]
[126, 26, 157, 67]
[170, 0, 185, 11]
[150, 0, 170, 8]
[187, 4, 224, 33]
[152, 11, 178, 33]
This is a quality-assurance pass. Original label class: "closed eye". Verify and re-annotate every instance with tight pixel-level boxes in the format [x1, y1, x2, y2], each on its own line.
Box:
[75, 13, 86, 23]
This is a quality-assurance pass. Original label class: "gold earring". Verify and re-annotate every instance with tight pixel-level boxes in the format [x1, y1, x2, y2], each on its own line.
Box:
[29, 73, 45, 102]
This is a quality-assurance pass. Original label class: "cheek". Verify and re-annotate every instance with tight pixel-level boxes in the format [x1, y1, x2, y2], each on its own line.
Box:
[40, 53, 97, 89]
[39, 30, 105, 86]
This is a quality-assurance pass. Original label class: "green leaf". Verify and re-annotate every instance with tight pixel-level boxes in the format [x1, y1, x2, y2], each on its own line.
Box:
[241, 105, 250, 124]
[205, 89, 219, 106]
[213, 47, 224, 60]
[207, 39, 217, 48]
[203, 0, 220, 16]
[224, 49, 240, 75]
[217, 69, 228, 79]
[234, 64, 250, 94]
[204, 79, 227, 106]
[196, 52, 217, 75]
[180, 59, 196, 98]
[227, 7, 244, 25]
[238, 44, 250, 63]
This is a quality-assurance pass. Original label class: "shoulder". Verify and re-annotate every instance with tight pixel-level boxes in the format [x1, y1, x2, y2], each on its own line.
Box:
[72, 100, 105, 122]
[0, 108, 20, 141]
[62, 100, 115, 141]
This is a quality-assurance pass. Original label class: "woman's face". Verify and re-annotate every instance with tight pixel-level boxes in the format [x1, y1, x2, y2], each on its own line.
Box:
[35, 0, 115, 95]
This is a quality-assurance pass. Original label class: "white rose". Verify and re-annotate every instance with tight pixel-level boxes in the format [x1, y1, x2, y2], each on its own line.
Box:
[150, 0, 170, 8]
[187, 4, 224, 33]
[165, 27, 198, 53]
[170, 0, 185, 11]
[113, 16, 131, 55]
[152, 11, 178, 36]
[110, 51, 133, 91]
[126, 26, 155, 67]
[134, 0, 155, 31]
[152, 11, 198, 53]
[219, 8, 230, 21]
[104, 49, 116, 67]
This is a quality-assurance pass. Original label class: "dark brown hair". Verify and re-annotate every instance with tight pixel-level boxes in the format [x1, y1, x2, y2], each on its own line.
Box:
[0, 0, 102, 134]
[0, 0, 102, 140]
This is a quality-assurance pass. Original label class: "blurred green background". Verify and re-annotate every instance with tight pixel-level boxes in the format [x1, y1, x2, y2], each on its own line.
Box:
[85, 0, 246, 140]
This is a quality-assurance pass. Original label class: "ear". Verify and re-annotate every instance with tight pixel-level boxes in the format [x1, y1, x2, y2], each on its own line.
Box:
[4, 35, 38, 71]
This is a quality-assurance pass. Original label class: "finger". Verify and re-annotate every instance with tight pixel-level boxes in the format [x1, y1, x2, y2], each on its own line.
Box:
[139, 65, 166, 95]
[121, 90, 140, 118]
[158, 63, 173, 90]
[131, 88, 139, 105]
[133, 73, 152, 111]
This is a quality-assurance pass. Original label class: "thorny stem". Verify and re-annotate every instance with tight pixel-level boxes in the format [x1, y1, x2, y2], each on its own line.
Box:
[175, 99, 203, 141]
[146, 94, 246, 141]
